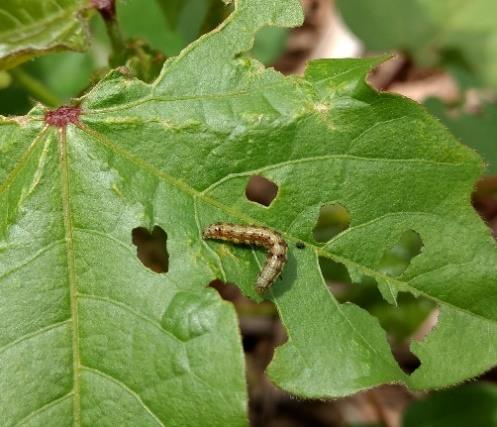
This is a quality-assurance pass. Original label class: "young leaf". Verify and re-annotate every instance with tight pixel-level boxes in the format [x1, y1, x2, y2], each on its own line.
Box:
[1, 0, 497, 425]
[0, 0, 91, 70]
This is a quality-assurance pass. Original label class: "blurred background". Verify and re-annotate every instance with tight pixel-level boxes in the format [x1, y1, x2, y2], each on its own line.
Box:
[2, 0, 496, 425]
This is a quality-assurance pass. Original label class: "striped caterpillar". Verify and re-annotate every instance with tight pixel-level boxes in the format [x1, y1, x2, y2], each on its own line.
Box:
[202, 223, 288, 294]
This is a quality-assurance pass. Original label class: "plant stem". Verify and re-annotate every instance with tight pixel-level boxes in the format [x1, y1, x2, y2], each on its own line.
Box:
[93, 0, 127, 66]
[105, 17, 127, 66]
[10, 68, 62, 107]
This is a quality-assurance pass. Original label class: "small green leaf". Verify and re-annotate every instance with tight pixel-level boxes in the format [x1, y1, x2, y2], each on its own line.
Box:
[0, 0, 92, 70]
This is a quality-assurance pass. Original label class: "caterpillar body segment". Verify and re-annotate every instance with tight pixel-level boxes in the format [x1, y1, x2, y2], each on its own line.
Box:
[202, 223, 288, 294]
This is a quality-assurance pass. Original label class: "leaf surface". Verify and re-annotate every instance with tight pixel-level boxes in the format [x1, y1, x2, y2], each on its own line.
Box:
[0, 0, 91, 70]
[1, 0, 497, 425]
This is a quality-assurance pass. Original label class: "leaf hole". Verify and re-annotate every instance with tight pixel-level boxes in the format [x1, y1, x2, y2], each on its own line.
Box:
[313, 203, 351, 242]
[208, 279, 246, 304]
[378, 230, 424, 277]
[473, 176, 497, 236]
[131, 226, 169, 273]
[208, 279, 285, 356]
[319, 257, 435, 374]
[245, 175, 278, 207]
[404, 307, 440, 375]
[395, 345, 422, 375]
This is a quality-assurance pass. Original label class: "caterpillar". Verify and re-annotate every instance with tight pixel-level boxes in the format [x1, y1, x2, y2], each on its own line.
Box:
[202, 223, 288, 294]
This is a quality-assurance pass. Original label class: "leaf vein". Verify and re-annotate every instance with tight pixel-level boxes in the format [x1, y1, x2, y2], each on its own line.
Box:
[0, 319, 70, 356]
[57, 128, 81, 425]
[0, 125, 48, 198]
[78, 293, 181, 343]
[200, 154, 470, 195]
[14, 392, 74, 427]
[314, 254, 403, 372]
[84, 81, 297, 115]
[0, 239, 65, 281]
[74, 228, 136, 256]
[81, 366, 166, 427]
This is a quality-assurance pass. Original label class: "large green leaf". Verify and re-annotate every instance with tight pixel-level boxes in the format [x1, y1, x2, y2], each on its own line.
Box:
[0, 0, 91, 70]
[336, 0, 497, 89]
[1, 0, 497, 425]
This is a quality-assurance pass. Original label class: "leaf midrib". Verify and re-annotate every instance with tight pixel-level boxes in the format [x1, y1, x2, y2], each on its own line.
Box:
[57, 126, 81, 425]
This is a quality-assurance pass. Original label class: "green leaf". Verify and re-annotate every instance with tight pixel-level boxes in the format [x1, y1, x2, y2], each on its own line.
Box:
[425, 98, 497, 175]
[1, 0, 497, 424]
[336, 0, 497, 89]
[118, 0, 230, 57]
[117, 0, 183, 56]
[0, 16, 107, 116]
[403, 383, 497, 427]
[0, 0, 92, 70]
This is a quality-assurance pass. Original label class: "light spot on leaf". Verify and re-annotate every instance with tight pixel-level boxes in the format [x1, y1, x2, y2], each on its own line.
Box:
[314, 103, 329, 113]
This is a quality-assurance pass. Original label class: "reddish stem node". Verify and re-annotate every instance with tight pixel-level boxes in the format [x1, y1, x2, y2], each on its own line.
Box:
[44, 106, 82, 128]
[91, 0, 116, 20]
